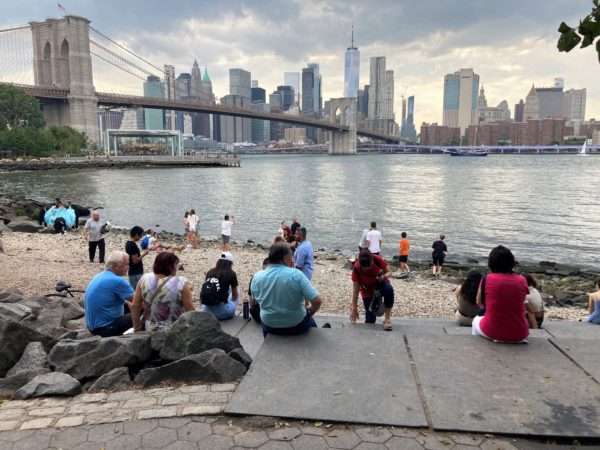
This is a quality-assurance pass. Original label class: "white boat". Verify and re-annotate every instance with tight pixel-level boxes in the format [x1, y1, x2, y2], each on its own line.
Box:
[580, 141, 588, 155]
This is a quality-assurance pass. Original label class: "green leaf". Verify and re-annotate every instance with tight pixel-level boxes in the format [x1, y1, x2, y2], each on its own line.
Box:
[558, 21, 573, 33]
[597, 39, 600, 63]
[558, 30, 582, 52]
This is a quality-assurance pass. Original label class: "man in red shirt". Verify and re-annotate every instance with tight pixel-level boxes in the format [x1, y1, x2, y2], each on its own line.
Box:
[350, 248, 395, 330]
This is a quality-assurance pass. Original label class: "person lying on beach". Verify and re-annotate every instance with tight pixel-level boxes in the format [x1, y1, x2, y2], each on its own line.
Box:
[141, 230, 185, 253]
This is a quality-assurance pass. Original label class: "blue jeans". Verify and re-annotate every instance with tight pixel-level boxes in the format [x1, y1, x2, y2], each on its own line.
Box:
[90, 314, 132, 337]
[362, 281, 395, 324]
[129, 274, 143, 291]
[203, 295, 239, 320]
[262, 312, 317, 336]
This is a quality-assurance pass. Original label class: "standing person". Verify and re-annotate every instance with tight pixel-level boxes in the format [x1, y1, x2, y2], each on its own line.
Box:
[126, 226, 149, 290]
[358, 228, 369, 252]
[251, 243, 322, 336]
[432, 234, 447, 277]
[200, 252, 240, 321]
[293, 227, 314, 280]
[84, 210, 106, 263]
[221, 214, 234, 251]
[187, 209, 200, 249]
[366, 221, 382, 255]
[183, 211, 190, 239]
[398, 232, 410, 273]
[279, 221, 291, 241]
[350, 248, 395, 331]
[290, 218, 301, 237]
[472, 245, 529, 343]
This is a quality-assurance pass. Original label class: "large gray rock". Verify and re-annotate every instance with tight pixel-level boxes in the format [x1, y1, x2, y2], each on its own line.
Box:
[7, 342, 48, 377]
[0, 368, 51, 398]
[0, 289, 24, 304]
[6, 220, 43, 233]
[15, 372, 81, 399]
[20, 296, 70, 338]
[0, 303, 32, 322]
[48, 334, 153, 380]
[134, 349, 246, 387]
[228, 348, 253, 369]
[0, 319, 56, 377]
[87, 367, 132, 393]
[158, 311, 243, 362]
[60, 299, 84, 321]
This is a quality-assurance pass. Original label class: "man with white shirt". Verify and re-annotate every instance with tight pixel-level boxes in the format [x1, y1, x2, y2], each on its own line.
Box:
[221, 214, 234, 251]
[366, 221, 382, 255]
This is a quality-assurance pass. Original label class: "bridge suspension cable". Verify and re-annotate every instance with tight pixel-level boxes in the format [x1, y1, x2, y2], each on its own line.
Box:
[90, 40, 157, 79]
[0, 25, 33, 84]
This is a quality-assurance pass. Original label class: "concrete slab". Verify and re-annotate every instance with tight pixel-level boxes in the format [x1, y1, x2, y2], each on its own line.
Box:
[551, 338, 600, 383]
[235, 321, 265, 359]
[544, 321, 600, 339]
[220, 316, 249, 337]
[408, 335, 600, 437]
[226, 328, 427, 427]
[444, 326, 551, 339]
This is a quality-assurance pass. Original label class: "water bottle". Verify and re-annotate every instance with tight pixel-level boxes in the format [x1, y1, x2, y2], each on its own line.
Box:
[243, 300, 250, 321]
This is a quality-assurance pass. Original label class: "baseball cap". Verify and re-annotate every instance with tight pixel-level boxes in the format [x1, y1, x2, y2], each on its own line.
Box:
[220, 252, 234, 262]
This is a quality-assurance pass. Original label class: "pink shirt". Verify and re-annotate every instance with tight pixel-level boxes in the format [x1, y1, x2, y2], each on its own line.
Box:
[480, 273, 529, 342]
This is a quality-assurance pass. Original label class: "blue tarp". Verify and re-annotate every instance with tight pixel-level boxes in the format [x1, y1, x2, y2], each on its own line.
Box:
[44, 207, 76, 229]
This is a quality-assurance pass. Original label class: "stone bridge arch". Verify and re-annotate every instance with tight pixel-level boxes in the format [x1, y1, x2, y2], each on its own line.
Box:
[328, 97, 357, 155]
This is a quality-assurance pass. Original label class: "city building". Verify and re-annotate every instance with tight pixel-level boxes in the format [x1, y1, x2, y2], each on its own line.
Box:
[357, 85, 369, 119]
[563, 88, 586, 122]
[284, 127, 307, 144]
[420, 123, 461, 146]
[97, 109, 124, 148]
[514, 99, 525, 122]
[443, 68, 479, 134]
[276, 85, 295, 111]
[343, 26, 360, 98]
[283, 72, 300, 106]
[229, 68, 252, 99]
[143, 75, 165, 130]
[251, 80, 269, 144]
[163, 65, 176, 130]
[186, 60, 216, 138]
[593, 129, 600, 145]
[465, 118, 569, 146]
[220, 94, 251, 143]
[367, 57, 397, 135]
[251, 86, 266, 103]
[302, 63, 322, 142]
[400, 96, 417, 142]
[120, 108, 145, 130]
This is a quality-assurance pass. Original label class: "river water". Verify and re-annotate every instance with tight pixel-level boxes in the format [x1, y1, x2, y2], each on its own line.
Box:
[1, 154, 599, 266]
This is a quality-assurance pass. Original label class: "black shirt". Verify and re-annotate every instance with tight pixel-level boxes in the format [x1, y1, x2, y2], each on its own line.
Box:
[290, 221, 301, 236]
[125, 240, 143, 275]
[432, 240, 447, 256]
[206, 269, 238, 303]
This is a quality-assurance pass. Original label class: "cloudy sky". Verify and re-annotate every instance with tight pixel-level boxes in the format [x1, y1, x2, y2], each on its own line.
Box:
[2, 0, 599, 125]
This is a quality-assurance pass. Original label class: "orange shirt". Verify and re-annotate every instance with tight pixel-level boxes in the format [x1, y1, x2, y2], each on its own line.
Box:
[399, 239, 410, 256]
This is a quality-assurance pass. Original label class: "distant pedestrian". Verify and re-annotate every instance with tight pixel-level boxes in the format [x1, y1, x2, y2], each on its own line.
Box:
[126, 226, 149, 290]
[366, 222, 382, 255]
[187, 209, 200, 248]
[398, 232, 410, 273]
[183, 211, 190, 236]
[431, 234, 447, 277]
[293, 227, 314, 280]
[221, 214, 234, 251]
[84, 210, 106, 263]
[358, 228, 369, 252]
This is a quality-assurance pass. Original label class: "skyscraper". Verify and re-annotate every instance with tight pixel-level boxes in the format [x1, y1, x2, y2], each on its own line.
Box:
[229, 68, 251, 99]
[302, 64, 322, 142]
[514, 99, 525, 122]
[367, 57, 393, 120]
[284, 72, 300, 106]
[143, 75, 165, 130]
[276, 85, 295, 111]
[221, 68, 252, 143]
[251, 80, 269, 144]
[344, 26, 359, 98]
[163, 65, 176, 130]
[400, 96, 417, 141]
[563, 88, 586, 122]
[443, 68, 480, 134]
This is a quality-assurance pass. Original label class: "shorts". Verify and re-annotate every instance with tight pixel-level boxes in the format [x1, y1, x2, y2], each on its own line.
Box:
[399, 255, 408, 263]
[222, 234, 230, 244]
[432, 254, 445, 266]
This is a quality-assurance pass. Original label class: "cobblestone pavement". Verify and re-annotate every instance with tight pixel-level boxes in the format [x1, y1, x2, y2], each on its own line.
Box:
[0, 383, 235, 432]
[0, 414, 593, 450]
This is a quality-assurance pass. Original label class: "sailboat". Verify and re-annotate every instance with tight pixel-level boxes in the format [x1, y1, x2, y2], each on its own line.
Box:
[580, 141, 588, 155]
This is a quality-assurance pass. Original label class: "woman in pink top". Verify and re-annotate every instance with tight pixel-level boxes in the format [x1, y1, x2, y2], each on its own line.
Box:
[472, 245, 529, 343]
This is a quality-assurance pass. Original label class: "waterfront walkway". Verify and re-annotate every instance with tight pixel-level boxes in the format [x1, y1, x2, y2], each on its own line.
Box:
[1, 316, 599, 449]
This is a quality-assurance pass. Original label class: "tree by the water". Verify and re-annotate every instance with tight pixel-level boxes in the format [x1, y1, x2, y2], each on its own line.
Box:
[0, 84, 45, 130]
[557, 0, 600, 62]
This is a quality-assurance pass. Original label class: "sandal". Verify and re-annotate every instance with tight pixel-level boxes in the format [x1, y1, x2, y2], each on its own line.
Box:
[383, 320, 392, 331]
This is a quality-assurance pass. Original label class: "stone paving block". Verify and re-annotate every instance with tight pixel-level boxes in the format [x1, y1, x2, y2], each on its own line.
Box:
[227, 328, 426, 427]
[55, 416, 85, 428]
[354, 443, 388, 450]
[211, 383, 238, 392]
[178, 384, 209, 393]
[0, 408, 26, 420]
[0, 420, 19, 431]
[20, 417, 54, 430]
[450, 433, 484, 446]
[292, 434, 330, 450]
[481, 439, 519, 450]
[544, 321, 600, 339]
[122, 418, 158, 434]
[0, 400, 36, 409]
[103, 433, 141, 450]
[123, 396, 158, 408]
[416, 434, 456, 450]
[69, 401, 119, 415]
[107, 390, 140, 401]
[408, 335, 600, 437]
[233, 429, 269, 447]
[190, 391, 230, 403]
[551, 337, 600, 383]
[164, 441, 198, 450]
[235, 320, 265, 359]
[324, 428, 361, 449]
[85, 410, 133, 425]
[212, 422, 244, 436]
[87, 422, 123, 441]
[158, 417, 191, 429]
[145, 387, 176, 396]
[177, 422, 212, 441]
[141, 426, 178, 448]
[37, 397, 71, 407]
[355, 427, 392, 444]
[268, 426, 301, 441]
[180, 404, 224, 416]
[385, 436, 426, 450]
[137, 406, 177, 420]
[196, 434, 233, 450]
[77, 393, 108, 403]
[160, 394, 190, 405]
[28, 406, 65, 416]
[49, 427, 89, 448]
[259, 441, 293, 450]
[11, 429, 55, 450]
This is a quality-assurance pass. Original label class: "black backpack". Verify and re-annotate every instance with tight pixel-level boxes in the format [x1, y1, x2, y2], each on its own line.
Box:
[200, 277, 222, 306]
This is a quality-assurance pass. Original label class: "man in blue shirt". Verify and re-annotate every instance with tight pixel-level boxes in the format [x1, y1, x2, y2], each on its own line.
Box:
[293, 227, 314, 280]
[84, 251, 134, 337]
[251, 243, 322, 335]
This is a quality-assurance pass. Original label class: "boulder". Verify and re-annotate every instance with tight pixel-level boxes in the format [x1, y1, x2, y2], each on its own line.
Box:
[228, 348, 252, 369]
[48, 334, 153, 380]
[0, 319, 56, 377]
[0, 303, 33, 322]
[0, 221, 11, 233]
[15, 372, 81, 399]
[19, 297, 71, 339]
[7, 342, 47, 376]
[60, 299, 85, 321]
[0, 289, 24, 304]
[0, 368, 51, 398]
[6, 220, 43, 233]
[158, 312, 243, 362]
[87, 367, 132, 393]
[134, 349, 246, 387]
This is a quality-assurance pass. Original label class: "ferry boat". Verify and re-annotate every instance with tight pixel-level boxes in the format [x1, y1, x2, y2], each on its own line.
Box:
[446, 148, 488, 157]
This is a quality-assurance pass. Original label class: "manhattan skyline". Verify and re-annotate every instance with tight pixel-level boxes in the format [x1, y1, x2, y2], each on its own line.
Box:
[1, 0, 599, 126]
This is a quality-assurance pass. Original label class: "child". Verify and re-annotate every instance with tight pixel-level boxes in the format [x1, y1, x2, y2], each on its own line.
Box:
[399, 232, 410, 273]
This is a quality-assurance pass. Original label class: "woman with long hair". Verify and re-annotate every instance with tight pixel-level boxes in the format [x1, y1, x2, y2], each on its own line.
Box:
[454, 270, 483, 326]
[200, 252, 240, 320]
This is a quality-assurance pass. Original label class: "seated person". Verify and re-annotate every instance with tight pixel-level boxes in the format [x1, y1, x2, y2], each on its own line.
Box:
[131, 252, 194, 332]
[524, 273, 544, 329]
[455, 270, 483, 326]
[586, 280, 600, 325]
[201, 252, 240, 320]
[141, 229, 185, 253]
[247, 257, 270, 324]
[350, 248, 395, 331]
[251, 242, 322, 335]
[84, 251, 134, 337]
[472, 246, 529, 343]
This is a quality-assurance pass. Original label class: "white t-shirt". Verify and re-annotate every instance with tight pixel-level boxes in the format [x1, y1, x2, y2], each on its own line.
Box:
[84, 219, 104, 242]
[358, 229, 369, 248]
[525, 287, 544, 313]
[188, 214, 199, 232]
[221, 220, 233, 237]
[366, 229, 382, 254]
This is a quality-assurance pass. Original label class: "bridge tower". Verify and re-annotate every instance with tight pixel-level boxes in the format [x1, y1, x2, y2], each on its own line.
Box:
[30, 16, 98, 143]
[328, 98, 357, 155]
